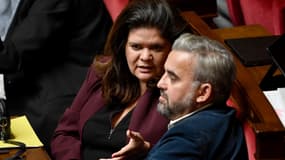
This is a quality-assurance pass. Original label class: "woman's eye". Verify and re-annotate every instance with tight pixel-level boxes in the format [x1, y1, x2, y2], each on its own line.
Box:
[151, 45, 163, 52]
[131, 44, 142, 50]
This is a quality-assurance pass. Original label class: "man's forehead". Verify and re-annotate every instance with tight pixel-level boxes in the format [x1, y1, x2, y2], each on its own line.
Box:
[165, 50, 194, 74]
[166, 50, 193, 65]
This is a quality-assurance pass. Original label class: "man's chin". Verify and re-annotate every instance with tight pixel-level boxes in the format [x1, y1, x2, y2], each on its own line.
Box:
[157, 102, 164, 113]
[157, 103, 171, 118]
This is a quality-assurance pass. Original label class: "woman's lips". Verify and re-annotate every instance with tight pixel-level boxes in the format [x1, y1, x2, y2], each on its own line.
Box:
[137, 65, 153, 73]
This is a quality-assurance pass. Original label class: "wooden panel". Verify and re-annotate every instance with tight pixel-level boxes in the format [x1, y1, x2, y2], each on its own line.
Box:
[212, 26, 281, 85]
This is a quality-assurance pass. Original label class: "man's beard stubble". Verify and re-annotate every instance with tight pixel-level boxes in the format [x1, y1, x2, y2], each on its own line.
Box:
[157, 89, 196, 120]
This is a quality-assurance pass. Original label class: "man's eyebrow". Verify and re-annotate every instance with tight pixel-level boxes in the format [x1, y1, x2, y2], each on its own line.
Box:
[166, 69, 179, 79]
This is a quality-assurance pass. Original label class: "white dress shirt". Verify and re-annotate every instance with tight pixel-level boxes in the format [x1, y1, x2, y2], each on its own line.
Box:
[0, 0, 21, 40]
[0, 0, 21, 99]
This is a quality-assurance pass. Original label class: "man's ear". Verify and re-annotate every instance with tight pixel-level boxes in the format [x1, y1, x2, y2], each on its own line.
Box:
[196, 83, 212, 103]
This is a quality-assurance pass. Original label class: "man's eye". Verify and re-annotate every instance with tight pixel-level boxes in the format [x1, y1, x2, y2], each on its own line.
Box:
[168, 75, 177, 82]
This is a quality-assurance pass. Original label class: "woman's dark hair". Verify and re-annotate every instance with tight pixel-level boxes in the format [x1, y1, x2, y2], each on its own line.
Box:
[94, 0, 190, 105]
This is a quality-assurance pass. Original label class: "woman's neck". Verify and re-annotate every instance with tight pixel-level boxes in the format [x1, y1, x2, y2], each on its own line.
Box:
[140, 82, 147, 96]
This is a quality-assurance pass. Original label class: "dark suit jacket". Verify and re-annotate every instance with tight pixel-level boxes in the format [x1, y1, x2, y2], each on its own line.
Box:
[51, 68, 169, 160]
[0, 0, 113, 148]
[147, 104, 248, 160]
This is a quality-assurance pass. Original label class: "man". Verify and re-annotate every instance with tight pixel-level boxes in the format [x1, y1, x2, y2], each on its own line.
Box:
[146, 33, 248, 159]
[0, 0, 128, 151]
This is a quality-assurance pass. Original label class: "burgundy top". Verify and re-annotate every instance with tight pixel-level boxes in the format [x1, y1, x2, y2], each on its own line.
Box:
[50, 67, 169, 160]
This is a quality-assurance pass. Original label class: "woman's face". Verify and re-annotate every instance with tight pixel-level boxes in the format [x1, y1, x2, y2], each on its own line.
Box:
[125, 27, 171, 84]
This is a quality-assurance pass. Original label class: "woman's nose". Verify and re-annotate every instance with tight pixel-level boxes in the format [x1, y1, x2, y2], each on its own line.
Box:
[140, 49, 153, 60]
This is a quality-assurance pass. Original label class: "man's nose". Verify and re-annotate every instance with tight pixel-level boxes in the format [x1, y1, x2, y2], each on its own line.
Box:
[157, 73, 167, 89]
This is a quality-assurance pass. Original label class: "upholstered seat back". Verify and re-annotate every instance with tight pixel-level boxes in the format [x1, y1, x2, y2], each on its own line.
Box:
[103, 0, 129, 21]
[227, 0, 285, 35]
[227, 99, 256, 160]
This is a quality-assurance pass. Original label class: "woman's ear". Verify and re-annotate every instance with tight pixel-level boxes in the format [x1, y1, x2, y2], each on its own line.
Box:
[196, 83, 212, 103]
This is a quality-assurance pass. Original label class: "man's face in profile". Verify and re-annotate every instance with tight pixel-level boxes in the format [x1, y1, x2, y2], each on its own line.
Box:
[157, 50, 199, 120]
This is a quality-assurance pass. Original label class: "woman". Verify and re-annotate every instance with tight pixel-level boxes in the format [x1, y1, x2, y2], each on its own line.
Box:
[51, 0, 190, 159]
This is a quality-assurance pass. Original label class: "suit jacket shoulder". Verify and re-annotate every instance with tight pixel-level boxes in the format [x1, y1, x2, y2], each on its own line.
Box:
[147, 105, 248, 160]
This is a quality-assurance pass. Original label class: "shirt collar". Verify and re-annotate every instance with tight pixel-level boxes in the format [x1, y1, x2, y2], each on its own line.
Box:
[168, 103, 212, 130]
